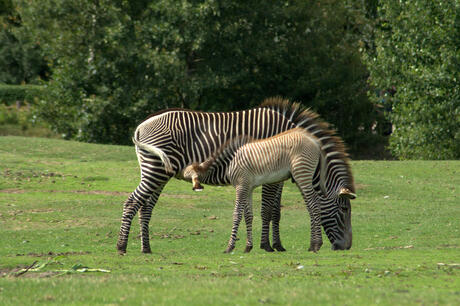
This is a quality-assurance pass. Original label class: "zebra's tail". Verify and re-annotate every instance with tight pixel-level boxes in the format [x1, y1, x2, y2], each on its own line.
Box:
[132, 138, 174, 174]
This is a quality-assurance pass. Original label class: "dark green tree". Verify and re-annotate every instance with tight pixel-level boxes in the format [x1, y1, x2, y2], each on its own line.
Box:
[0, 0, 49, 84]
[365, 0, 460, 159]
[19, 0, 378, 152]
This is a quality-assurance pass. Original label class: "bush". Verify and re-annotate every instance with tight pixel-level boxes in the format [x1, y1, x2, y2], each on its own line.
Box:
[365, 0, 460, 159]
[0, 103, 57, 137]
[0, 84, 44, 106]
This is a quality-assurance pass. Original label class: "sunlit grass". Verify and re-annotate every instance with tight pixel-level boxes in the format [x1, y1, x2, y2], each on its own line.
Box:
[1, 136, 459, 305]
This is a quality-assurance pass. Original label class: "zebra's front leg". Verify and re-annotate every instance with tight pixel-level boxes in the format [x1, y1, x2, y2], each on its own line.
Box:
[225, 185, 250, 253]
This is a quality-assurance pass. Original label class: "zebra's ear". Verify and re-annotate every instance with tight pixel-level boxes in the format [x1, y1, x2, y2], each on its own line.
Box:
[339, 188, 356, 200]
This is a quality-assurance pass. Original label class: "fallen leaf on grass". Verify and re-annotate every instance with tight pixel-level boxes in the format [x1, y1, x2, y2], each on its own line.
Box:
[13, 259, 110, 277]
[437, 263, 460, 269]
[364, 245, 413, 251]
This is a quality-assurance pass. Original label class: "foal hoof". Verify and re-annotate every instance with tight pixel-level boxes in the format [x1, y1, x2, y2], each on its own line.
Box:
[260, 242, 274, 252]
[273, 242, 286, 252]
[244, 245, 253, 253]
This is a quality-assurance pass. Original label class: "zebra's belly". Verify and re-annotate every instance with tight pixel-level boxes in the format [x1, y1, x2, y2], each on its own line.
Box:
[253, 169, 291, 186]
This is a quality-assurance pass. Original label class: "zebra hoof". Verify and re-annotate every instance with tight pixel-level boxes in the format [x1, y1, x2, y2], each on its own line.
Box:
[273, 243, 286, 252]
[244, 245, 253, 253]
[260, 242, 275, 252]
[224, 245, 235, 253]
[142, 248, 152, 254]
[116, 242, 127, 255]
[193, 184, 204, 191]
[308, 242, 322, 253]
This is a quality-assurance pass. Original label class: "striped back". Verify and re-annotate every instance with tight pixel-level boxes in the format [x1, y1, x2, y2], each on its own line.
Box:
[136, 97, 354, 196]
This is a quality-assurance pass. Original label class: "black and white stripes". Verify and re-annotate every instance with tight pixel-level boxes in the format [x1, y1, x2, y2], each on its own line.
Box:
[181, 127, 354, 252]
[117, 97, 355, 254]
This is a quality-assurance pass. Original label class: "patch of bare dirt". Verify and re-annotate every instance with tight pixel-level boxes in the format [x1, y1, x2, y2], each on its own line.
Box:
[1, 267, 59, 278]
[15, 251, 91, 257]
[0, 189, 129, 196]
[160, 193, 205, 199]
[0, 188, 26, 194]
[68, 190, 130, 196]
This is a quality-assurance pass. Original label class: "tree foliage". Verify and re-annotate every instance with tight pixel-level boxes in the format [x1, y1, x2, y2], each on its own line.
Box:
[0, 0, 49, 84]
[18, 0, 376, 150]
[365, 0, 460, 159]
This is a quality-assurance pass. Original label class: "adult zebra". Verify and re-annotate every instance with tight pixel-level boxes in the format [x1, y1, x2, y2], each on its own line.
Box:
[117, 97, 349, 254]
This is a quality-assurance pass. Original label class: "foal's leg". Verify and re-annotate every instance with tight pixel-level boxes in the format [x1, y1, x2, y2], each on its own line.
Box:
[243, 192, 254, 253]
[291, 163, 322, 252]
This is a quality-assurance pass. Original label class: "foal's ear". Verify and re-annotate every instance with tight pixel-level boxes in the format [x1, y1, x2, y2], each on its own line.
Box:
[339, 187, 356, 200]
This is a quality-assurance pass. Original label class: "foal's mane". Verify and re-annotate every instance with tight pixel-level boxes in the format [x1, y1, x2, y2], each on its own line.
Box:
[260, 97, 355, 191]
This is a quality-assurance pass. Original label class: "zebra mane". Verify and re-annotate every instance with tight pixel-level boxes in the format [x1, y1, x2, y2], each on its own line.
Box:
[260, 97, 355, 192]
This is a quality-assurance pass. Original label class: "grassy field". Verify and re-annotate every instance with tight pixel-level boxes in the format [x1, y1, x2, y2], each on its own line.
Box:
[0, 136, 459, 305]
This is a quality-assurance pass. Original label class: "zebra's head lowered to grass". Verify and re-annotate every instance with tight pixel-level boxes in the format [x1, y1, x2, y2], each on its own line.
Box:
[262, 98, 356, 251]
[314, 138, 356, 251]
[320, 187, 355, 250]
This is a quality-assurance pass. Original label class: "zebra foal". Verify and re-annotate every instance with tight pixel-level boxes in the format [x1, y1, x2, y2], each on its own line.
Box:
[181, 127, 356, 253]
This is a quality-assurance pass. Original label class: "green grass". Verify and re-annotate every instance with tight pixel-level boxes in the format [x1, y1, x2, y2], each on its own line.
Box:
[1, 136, 459, 305]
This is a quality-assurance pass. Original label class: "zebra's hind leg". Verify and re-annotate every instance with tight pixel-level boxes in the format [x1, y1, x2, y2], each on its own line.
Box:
[117, 192, 143, 254]
[271, 182, 286, 252]
[138, 185, 165, 253]
[225, 185, 250, 253]
[260, 185, 274, 252]
[117, 167, 170, 254]
[137, 177, 169, 254]
[260, 183, 285, 252]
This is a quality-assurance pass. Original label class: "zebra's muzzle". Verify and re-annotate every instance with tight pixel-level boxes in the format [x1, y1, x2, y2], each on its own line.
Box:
[331, 235, 352, 250]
